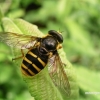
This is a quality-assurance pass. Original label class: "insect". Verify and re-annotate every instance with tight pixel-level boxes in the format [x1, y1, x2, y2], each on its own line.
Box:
[0, 30, 70, 95]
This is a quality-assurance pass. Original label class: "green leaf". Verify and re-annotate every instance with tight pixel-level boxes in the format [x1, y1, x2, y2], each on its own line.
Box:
[1, 17, 78, 100]
[74, 66, 100, 100]
[0, 8, 3, 23]
[64, 18, 95, 56]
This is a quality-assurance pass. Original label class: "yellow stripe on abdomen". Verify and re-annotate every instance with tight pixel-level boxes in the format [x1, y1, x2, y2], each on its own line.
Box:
[24, 57, 32, 64]
[32, 63, 41, 72]
[21, 63, 35, 76]
[37, 57, 46, 67]
[28, 51, 46, 67]
[28, 51, 37, 58]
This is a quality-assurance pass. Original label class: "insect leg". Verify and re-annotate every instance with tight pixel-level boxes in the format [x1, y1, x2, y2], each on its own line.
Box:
[12, 49, 24, 61]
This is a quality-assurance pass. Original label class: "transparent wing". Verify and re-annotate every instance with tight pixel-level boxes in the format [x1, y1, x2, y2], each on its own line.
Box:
[0, 32, 40, 49]
[48, 53, 71, 96]
[0, 32, 41, 68]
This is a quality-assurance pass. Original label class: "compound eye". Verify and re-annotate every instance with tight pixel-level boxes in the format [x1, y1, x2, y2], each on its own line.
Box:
[48, 30, 63, 43]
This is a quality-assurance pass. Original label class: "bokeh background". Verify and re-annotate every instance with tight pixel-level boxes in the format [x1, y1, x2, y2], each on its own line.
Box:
[0, 0, 100, 100]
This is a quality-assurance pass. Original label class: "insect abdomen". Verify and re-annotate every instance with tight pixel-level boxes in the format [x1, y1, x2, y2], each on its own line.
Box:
[21, 48, 48, 76]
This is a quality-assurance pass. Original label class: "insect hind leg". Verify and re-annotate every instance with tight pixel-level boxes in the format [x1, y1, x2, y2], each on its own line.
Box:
[12, 49, 24, 61]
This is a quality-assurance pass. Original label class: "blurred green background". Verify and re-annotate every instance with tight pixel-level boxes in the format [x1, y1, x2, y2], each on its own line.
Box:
[0, 0, 100, 100]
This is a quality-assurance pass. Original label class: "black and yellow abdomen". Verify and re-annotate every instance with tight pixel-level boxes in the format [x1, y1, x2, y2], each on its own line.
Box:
[21, 48, 48, 76]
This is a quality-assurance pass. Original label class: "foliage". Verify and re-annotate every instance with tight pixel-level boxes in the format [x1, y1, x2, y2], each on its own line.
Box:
[0, 17, 78, 100]
[0, 0, 100, 100]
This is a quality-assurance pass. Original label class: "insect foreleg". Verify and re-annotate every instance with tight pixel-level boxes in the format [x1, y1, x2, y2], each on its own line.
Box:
[12, 49, 24, 61]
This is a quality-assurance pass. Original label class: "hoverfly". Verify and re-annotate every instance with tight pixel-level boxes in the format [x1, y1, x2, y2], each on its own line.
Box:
[0, 30, 70, 95]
